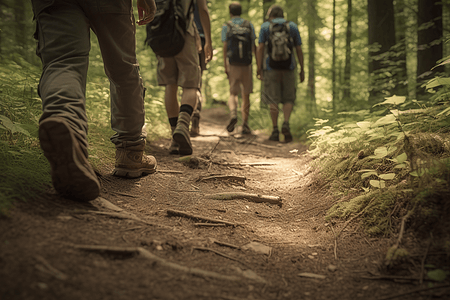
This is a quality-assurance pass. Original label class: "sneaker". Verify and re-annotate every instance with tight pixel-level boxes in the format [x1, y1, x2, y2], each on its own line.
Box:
[226, 117, 238, 132]
[39, 117, 100, 201]
[241, 123, 251, 135]
[282, 122, 293, 143]
[113, 146, 157, 178]
[269, 128, 279, 141]
[169, 139, 179, 155]
[173, 111, 193, 155]
[190, 113, 200, 137]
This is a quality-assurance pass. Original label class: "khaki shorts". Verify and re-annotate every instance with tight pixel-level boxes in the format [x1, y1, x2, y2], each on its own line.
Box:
[262, 69, 297, 105]
[228, 64, 253, 95]
[157, 33, 201, 89]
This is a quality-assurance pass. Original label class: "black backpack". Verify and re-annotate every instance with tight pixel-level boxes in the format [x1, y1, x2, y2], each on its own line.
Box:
[226, 20, 253, 66]
[145, 0, 193, 57]
[267, 21, 293, 69]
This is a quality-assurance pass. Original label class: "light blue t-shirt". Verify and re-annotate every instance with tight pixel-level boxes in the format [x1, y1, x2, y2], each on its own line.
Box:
[258, 18, 302, 71]
[221, 17, 256, 42]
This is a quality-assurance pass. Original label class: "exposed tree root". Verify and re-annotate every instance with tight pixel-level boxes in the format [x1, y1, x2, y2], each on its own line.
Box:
[205, 192, 282, 207]
[166, 209, 239, 226]
[71, 244, 266, 283]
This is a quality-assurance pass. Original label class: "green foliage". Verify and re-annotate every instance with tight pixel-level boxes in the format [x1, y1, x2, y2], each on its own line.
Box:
[0, 60, 51, 214]
[309, 90, 450, 235]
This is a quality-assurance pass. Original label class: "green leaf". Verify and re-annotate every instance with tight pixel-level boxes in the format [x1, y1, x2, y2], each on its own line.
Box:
[394, 163, 407, 169]
[373, 95, 406, 107]
[374, 114, 397, 126]
[356, 121, 372, 130]
[396, 153, 408, 164]
[427, 269, 447, 282]
[379, 173, 396, 180]
[370, 180, 385, 188]
[437, 106, 450, 116]
[362, 171, 378, 179]
[425, 77, 450, 89]
[369, 147, 388, 159]
[0, 115, 14, 131]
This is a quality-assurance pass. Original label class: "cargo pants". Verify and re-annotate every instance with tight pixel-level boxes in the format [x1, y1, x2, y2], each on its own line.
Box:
[32, 0, 146, 152]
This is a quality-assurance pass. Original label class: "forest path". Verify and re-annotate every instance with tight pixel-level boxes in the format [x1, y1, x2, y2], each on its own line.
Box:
[0, 106, 437, 300]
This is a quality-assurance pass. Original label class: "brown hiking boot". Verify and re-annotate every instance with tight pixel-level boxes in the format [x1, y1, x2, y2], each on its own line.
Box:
[282, 121, 293, 143]
[39, 117, 100, 201]
[169, 126, 179, 155]
[113, 144, 157, 178]
[173, 111, 192, 155]
[190, 112, 200, 137]
[226, 117, 238, 132]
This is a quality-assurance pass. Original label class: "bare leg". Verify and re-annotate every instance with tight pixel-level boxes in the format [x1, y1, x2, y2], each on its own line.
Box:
[165, 84, 179, 118]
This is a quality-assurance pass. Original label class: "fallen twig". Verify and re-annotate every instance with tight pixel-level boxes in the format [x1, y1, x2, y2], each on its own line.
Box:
[197, 175, 246, 183]
[361, 275, 425, 282]
[193, 247, 246, 266]
[420, 238, 432, 284]
[166, 209, 239, 226]
[71, 244, 265, 283]
[213, 240, 241, 249]
[205, 192, 282, 207]
[110, 192, 139, 198]
[379, 284, 450, 300]
[92, 197, 124, 212]
[194, 223, 226, 227]
[157, 170, 183, 174]
[76, 210, 167, 228]
[35, 255, 68, 280]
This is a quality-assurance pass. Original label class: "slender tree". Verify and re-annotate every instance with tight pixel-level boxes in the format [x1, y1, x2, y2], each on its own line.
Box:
[332, 0, 336, 113]
[417, 0, 443, 97]
[392, 0, 408, 97]
[367, 0, 396, 105]
[306, 0, 317, 116]
[342, 0, 352, 104]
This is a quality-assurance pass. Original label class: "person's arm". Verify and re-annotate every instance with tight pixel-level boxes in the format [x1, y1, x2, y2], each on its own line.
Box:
[136, 0, 156, 25]
[196, 0, 213, 63]
[296, 45, 305, 83]
[256, 43, 264, 80]
[223, 40, 229, 77]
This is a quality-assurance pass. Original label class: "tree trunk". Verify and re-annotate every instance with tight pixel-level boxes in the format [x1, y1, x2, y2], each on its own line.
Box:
[416, 0, 443, 97]
[342, 0, 352, 105]
[391, 0, 408, 98]
[367, 0, 396, 105]
[14, 0, 27, 57]
[286, 0, 299, 23]
[260, 0, 275, 109]
[307, 0, 317, 116]
[332, 0, 336, 113]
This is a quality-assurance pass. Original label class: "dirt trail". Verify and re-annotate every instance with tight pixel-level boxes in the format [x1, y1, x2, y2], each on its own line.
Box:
[0, 107, 445, 300]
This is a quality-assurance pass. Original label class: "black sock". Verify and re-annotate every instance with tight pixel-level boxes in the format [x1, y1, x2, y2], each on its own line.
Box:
[180, 104, 194, 116]
[169, 117, 178, 128]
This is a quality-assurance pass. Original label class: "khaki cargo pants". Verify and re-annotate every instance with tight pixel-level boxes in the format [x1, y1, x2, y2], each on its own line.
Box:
[32, 0, 146, 151]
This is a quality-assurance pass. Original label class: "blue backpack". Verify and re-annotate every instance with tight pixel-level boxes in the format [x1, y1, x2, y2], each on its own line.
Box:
[226, 20, 253, 66]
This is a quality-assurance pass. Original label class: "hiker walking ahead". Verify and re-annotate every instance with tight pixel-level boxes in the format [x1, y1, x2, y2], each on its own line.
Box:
[222, 2, 257, 135]
[256, 5, 305, 143]
[32, 0, 157, 202]
[189, 0, 209, 137]
[146, 0, 212, 155]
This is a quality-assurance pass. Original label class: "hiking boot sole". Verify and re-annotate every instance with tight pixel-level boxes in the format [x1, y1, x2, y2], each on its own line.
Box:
[226, 118, 238, 132]
[173, 132, 193, 156]
[39, 118, 100, 201]
[112, 166, 156, 178]
[282, 127, 292, 143]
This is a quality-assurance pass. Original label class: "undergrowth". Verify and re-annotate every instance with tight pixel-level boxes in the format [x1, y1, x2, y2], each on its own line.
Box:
[308, 91, 450, 239]
[0, 60, 50, 214]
